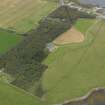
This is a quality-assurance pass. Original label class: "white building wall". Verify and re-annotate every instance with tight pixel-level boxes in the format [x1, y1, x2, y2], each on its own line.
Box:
[59, 0, 65, 6]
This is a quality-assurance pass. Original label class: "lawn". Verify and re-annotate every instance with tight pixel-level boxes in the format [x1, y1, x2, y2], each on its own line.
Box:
[75, 18, 97, 34]
[42, 19, 105, 104]
[0, 29, 22, 54]
[0, 0, 56, 33]
[0, 81, 46, 105]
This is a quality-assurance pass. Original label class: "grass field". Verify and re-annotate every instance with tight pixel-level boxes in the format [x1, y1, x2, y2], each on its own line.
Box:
[75, 18, 97, 33]
[0, 29, 22, 54]
[0, 0, 56, 33]
[42, 19, 105, 104]
[0, 81, 46, 105]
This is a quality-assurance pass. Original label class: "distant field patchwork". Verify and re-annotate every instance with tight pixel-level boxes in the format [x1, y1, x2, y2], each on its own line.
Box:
[42, 19, 105, 104]
[0, 0, 56, 33]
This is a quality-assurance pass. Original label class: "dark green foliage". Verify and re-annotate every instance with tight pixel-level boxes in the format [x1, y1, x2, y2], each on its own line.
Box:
[50, 6, 79, 20]
[50, 6, 96, 20]
[79, 12, 96, 18]
[12, 63, 47, 90]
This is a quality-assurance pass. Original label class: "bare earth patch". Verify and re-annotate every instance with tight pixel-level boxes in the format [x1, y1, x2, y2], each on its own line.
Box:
[53, 27, 84, 45]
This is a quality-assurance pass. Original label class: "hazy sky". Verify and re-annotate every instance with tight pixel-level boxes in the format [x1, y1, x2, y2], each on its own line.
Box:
[79, 0, 105, 7]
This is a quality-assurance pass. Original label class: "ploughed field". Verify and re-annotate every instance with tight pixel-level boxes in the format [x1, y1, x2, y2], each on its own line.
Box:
[53, 27, 84, 45]
[42, 19, 105, 104]
[0, 0, 56, 33]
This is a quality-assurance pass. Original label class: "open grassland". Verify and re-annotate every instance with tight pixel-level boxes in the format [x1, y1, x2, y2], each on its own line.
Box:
[42, 19, 105, 104]
[74, 18, 97, 33]
[0, 29, 22, 54]
[0, 81, 46, 105]
[0, 0, 56, 33]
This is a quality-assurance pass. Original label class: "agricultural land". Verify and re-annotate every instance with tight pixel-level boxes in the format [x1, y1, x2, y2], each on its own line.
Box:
[0, 0, 105, 105]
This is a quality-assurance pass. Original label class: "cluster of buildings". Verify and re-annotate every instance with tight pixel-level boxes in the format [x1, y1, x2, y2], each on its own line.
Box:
[59, 0, 105, 19]
[67, 1, 105, 19]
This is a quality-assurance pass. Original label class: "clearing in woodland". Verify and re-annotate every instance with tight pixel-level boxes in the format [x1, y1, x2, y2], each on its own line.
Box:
[53, 27, 84, 45]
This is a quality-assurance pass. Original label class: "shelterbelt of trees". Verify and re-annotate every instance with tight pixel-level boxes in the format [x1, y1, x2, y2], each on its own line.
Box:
[0, 6, 96, 97]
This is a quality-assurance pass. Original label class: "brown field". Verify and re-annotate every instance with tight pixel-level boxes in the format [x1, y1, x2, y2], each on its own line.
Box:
[0, 0, 56, 33]
[53, 27, 84, 45]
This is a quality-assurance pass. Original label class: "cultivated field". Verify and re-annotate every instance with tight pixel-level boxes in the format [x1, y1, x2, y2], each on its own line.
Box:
[0, 81, 46, 105]
[53, 27, 84, 45]
[0, 0, 56, 33]
[42, 19, 105, 104]
[0, 29, 22, 54]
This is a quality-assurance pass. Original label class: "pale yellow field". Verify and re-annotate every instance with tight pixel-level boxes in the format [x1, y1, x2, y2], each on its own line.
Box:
[54, 27, 84, 45]
[0, 0, 56, 33]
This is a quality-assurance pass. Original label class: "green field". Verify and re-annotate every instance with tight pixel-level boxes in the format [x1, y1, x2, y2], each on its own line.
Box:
[0, 81, 46, 105]
[75, 18, 97, 33]
[0, 29, 22, 54]
[0, 0, 56, 33]
[42, 19, 105, 104]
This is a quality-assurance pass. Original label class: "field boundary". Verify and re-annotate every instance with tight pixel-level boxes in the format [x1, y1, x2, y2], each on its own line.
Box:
[53, 27, 84, 45]
[59, 87, 105, 105]
[53, 18, 101, 48]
